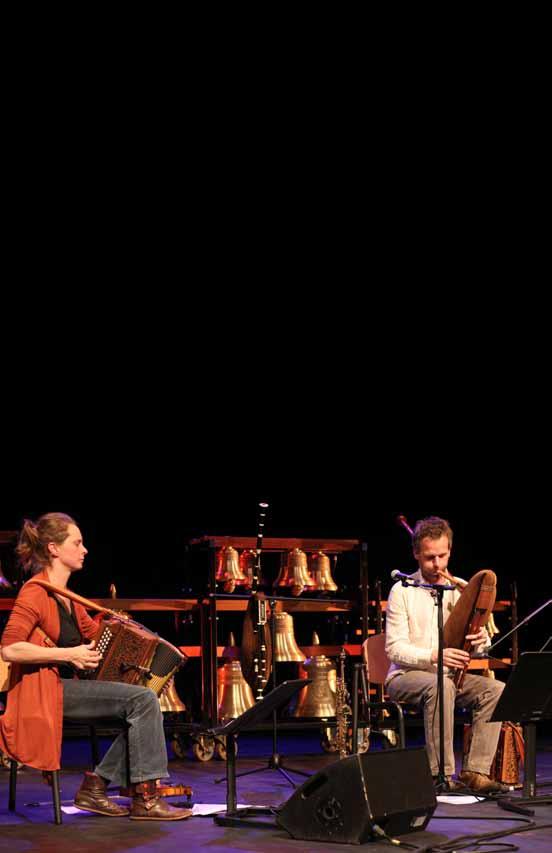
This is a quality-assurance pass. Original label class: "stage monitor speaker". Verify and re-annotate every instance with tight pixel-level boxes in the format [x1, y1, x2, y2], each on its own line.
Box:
[277, 747, 436, 844]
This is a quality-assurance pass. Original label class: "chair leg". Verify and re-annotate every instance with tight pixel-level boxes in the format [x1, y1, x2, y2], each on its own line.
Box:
[51, 769, 62, 824]
[9, 759, 17, 811]
[8, 758, 62, 824]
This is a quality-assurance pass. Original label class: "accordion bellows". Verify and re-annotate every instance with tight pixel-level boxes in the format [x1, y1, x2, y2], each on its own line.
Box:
[81, 617, 186, 695]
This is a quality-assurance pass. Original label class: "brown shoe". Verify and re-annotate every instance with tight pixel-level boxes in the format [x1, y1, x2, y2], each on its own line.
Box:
[74, 771, 130, 816]
[459, 770, 509, 794]
[432, 776, 463, 792]
[129, 780, 192, 821]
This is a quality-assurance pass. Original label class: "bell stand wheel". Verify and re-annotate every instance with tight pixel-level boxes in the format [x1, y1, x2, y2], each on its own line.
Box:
[191, 733, 215, 762]
[351, 726, 371, 753]
[170, 733, 190, 759]
[320, 725, 339, 754]
[214, 735, 239, 761]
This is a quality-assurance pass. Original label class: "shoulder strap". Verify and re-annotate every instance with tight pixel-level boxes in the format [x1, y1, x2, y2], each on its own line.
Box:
[34, 625, 57, 648]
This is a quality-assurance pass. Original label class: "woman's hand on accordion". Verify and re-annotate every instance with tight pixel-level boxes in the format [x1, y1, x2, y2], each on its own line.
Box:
[65, 641, 102, 671]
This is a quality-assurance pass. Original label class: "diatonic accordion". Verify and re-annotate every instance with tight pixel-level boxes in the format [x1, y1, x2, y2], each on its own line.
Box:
[80, 617, 186, 696]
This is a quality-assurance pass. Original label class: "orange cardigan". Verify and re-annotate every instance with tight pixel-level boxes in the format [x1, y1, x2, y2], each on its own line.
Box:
[0, 570, 97, 770]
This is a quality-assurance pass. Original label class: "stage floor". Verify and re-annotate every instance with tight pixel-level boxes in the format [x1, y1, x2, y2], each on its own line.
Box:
[1, 731, 551, 852]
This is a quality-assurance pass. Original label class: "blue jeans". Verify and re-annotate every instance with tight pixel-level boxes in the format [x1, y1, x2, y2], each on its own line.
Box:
[62, 679, 169, 787]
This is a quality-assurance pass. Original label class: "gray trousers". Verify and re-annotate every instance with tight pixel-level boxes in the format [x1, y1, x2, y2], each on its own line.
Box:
[386, 670, 504, 777]
[62, 679, 169, 787]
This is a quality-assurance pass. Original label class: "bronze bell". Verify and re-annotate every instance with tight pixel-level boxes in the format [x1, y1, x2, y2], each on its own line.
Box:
[274, 548, 316, 596]
[239, 549, 261, 589]
[309, 551, 338, 592]
[215, 545, 247, 593]
[158, 677, 187, 714]
[273, 611, 305, 662]
[217, 659, 256, 723]
[294, 652, 337, 717]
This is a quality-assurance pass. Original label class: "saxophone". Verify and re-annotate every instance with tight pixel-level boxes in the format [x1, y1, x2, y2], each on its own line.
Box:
[334, 648, 352, 758]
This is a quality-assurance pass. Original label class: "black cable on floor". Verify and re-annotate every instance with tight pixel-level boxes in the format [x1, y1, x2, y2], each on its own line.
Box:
[413, 820, 552, 853]
[371, 813, 537, 850]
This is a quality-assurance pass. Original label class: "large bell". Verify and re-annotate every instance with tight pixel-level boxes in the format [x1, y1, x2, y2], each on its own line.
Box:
[159, 677, 187, 713]
[273, 611, 305, 662]
[217, 660, 256, 723]
[274, 548, 316, 596]
[309, 551, 338, 592]
[239, 549, 262, 589]
[294, 654, 337, 717]
[215, 545, 247, 593]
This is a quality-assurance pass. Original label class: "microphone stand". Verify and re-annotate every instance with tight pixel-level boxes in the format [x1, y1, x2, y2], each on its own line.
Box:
[398, 575, 456, 794]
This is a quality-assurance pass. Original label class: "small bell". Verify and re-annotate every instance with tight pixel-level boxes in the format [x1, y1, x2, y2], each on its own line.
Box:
[217, 660, 256, 722]
[158, 678, 187, 713]
[274, 548, 316, 596]
[309, 552, 338, 592]
[273, 611, 305, 662]
[239, 549, 262, 589]
[294, 642, 337, 717]
[215, 545, 247, 593]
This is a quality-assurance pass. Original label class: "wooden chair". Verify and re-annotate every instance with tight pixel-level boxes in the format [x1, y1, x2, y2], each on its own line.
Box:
[359, 633, 406, 748]
[8, 759, 62, 824]
[7, 720, 127, 825]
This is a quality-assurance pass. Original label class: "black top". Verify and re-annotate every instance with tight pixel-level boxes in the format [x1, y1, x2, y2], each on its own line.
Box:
[55, 599, 83, 679]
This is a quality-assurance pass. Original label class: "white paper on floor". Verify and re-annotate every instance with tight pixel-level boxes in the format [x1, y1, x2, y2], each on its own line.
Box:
[437, 795, 480, 805]
[64, 802, 270, 817]
[191, 804, 269, 816]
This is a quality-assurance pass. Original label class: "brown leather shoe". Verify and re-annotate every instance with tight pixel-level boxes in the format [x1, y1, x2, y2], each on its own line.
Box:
[74, 771, 130, 816]
[129, 780, 192, 821]
[432, 776, 463, 792]
[459, 770, 509, 794]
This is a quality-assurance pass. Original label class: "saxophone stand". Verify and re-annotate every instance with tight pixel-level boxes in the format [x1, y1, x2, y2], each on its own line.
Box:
[209, 679, 310, 828]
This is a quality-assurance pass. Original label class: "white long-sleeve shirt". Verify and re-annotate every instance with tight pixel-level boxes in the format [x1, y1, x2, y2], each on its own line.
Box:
[385, 569, 479, 684]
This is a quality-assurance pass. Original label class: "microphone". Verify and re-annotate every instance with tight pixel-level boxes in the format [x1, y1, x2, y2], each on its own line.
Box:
[390, 569, 422, 587]
[390, 570, 413, 582]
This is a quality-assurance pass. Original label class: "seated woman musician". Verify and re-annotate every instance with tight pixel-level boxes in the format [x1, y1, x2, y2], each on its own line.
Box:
[0, 512, 190, 820]
[385, 515, 506, 794]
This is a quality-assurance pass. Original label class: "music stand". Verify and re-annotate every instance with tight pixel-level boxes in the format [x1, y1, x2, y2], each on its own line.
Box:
[215, 596, 311, 788]
[209, 679, 310, 829]
[490, 652, 552, 806]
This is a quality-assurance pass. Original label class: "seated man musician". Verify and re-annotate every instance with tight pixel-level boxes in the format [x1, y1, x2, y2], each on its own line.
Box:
[385, 516, 507, 794]
[0, 512, 191, 820]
